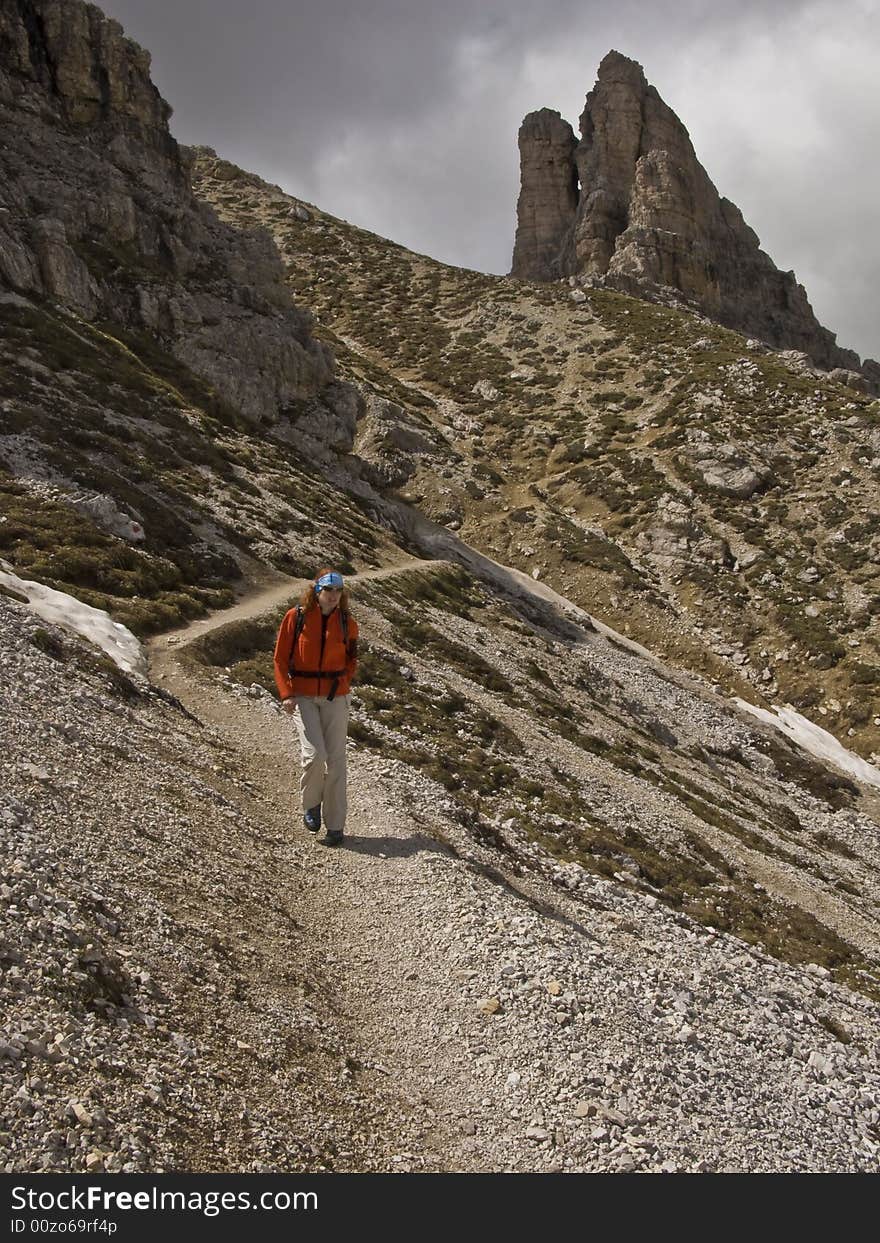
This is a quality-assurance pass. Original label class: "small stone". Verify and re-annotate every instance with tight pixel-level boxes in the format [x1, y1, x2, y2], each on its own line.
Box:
[807, 1051, 833, 1076]
[573, 1101, 594, 1118]
[526, 1126, 551, 1141]
[69, 1101, 92, 1127]
[22, 762, 51, 780]
[477, 997, 502, 1016]
[547, 980, 562, 996]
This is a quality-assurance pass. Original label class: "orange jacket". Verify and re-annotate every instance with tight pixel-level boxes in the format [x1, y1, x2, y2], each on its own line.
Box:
[273, 605, 359, 701]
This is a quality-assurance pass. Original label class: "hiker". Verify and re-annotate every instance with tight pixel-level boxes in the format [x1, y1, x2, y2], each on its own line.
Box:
[273, 570, 359, 846]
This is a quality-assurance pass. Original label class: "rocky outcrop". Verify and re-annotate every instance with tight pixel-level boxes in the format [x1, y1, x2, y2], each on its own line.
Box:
[686, 436, 774, 500]
[511, 109, 579, 282]
[0, 0, 348, 427]
[637, 495, 733, 572]
[512, 50, 877, 384]
[0, 0, 172, 131]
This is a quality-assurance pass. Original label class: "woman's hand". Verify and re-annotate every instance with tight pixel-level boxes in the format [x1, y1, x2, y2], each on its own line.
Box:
[282, 698, 296, 714]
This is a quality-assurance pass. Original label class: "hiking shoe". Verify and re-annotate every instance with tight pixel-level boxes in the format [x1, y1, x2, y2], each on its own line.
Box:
[321, 830, 344, 847]
[303, 806, 321, 833]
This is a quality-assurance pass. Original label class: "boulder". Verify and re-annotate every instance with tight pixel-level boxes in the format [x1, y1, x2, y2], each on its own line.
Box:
[638, 496, 734, 568]
[828, 368, 871, 393]
[693, 455, 772, 500]
[69, 492, 145, 542]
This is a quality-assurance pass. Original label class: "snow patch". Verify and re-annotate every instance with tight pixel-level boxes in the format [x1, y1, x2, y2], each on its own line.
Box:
[0, 563, 146, 677]
[735, 699, 880, 790]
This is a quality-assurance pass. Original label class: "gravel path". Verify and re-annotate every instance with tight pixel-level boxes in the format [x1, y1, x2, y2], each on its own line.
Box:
[149, 568, 507, 1171]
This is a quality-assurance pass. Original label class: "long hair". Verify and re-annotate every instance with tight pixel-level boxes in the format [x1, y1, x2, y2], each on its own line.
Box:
[299, 568, 351, 614]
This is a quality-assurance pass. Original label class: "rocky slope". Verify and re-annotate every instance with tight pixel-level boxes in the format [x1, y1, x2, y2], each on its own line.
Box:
[190, 152, 880, 769]
[2, 0, 880, 1175]
[0, 590, 435, 1173]
[3, 558, 880, 1173]
[0, 4, 415, 641]
[511, 51, 879, 388]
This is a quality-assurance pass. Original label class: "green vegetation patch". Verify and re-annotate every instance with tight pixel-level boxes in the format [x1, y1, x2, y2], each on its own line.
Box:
[366, 564, 478, 619]
[0, 478, 237, 637]
[390, 617, 512, 692]
[185, 611, 285, 674]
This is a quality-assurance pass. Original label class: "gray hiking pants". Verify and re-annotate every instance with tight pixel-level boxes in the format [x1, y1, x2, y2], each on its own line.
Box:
[292, 694, 350, 833]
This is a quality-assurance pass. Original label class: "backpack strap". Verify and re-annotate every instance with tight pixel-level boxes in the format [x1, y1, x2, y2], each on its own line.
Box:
[294, 604, 306, 644]
[288, 605, 305, 680]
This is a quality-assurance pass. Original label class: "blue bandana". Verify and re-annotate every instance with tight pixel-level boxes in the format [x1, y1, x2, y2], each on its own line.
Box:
[316, 572, 344, 592]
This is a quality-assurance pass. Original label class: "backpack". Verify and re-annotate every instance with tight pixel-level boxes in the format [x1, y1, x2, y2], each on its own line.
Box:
[288, 604, 350, 676]
[292, 603, 349, 646]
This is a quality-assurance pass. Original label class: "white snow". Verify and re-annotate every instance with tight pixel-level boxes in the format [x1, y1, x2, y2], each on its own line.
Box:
[735, 699, 880, 790]
[0, 563, 147, 678]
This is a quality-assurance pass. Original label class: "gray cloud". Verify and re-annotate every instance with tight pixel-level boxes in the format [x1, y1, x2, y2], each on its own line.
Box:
[102, 0, 879, 361]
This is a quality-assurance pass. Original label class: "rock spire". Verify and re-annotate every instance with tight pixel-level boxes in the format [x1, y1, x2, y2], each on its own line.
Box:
[512, 51, 877, 382]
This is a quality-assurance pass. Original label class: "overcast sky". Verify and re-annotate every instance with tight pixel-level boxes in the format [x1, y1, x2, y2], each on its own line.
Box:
[101, 0, 879, 363]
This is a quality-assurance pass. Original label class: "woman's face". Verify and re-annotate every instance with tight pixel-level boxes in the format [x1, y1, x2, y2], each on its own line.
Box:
[318, 586, 342, 612]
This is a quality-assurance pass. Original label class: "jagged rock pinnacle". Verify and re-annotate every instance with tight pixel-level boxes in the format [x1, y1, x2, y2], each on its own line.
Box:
[511, 51, 876, 381]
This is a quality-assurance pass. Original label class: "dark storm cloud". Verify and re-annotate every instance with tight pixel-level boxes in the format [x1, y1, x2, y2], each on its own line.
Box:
[101, 0, 879, 361]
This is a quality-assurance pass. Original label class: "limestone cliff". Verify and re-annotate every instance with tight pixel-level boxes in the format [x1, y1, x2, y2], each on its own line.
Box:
[0, 0, 352, 431]
[512, 51, 878, 385]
